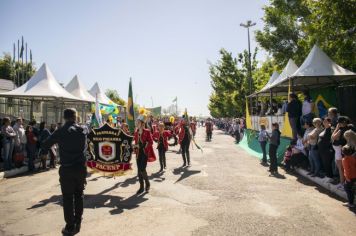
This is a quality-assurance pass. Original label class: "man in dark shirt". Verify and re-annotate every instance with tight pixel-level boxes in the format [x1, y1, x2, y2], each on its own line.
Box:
[287, 93, 302, 141]
[42, 108, 87, 236]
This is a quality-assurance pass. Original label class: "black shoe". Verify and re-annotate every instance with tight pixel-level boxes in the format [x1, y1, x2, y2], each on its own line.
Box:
[159, 168, 163, 172]
[62, 225, 75, 236]
[136, 187, 144, 195]
[181, 163, 186, 168]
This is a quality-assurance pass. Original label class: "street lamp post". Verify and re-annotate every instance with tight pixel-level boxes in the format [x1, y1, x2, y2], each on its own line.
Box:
[240, 20, 256, 115]
[240, 20, 256, 95]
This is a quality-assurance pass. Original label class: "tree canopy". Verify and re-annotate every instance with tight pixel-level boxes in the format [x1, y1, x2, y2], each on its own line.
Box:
[0, 53, 36, 86]
[256, 0, 356, 71]
[208, 48, 262, 118]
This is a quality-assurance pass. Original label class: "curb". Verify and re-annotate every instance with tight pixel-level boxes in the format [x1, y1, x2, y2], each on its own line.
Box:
[295, 168, 347, 200]
[0, 160, 51, 179]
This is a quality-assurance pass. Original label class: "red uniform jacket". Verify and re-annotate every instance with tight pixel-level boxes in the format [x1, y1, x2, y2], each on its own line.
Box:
[152, 130, 172, 151]
[134, 128, 156, 162]
[206, 121, 213, 133]
[178, 124, 191, 144]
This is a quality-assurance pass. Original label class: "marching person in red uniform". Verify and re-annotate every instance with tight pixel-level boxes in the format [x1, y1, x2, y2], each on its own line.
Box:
[178, 118, 192, 167]
[153, 122, 172, 172]
[205, 118, 213, 141]
[134, 113, 156, 195]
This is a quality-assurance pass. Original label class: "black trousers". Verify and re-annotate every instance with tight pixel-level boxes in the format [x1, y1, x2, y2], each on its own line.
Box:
[319, 149, 334, 178]
[181, 140, 191, 165]
[269, 144, 278, 172]
[259, 141, 267, 162]
[158, 147, 166, 170]
[344, 179, 355, 204]
[136, 149, 149, 189]
[207, 131, 212, 141]
[59, 164, 87, 227]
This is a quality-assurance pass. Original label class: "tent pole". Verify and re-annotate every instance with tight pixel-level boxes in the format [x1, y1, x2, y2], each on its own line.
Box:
[269, 89, 273, 117]
[30, 99, 33, 121]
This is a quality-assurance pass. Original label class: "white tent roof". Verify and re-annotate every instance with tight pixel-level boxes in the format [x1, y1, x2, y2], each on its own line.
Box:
[65, 75, 95, 102]
[259, 71, 280, 92]
[292, 45, 356, 78]
[270, 59, 299, 89]
[88, 82, 116, 106]
[0, 63, 83, 101]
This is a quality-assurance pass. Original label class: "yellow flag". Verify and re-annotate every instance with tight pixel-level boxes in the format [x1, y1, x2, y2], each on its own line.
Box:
[281, 79, 292, 138]
[245, 98, 252, 129]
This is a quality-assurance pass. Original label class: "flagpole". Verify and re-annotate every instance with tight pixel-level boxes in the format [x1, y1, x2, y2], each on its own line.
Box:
[25, 43, 28, 82]
[21, 36, 24, 85]
[176, 97, 178, 116]
[12, 43, 16, 89]
[17, 39, 19, 86]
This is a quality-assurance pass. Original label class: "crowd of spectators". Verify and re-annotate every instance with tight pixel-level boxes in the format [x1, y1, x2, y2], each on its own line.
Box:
[0, 117, 59, 172]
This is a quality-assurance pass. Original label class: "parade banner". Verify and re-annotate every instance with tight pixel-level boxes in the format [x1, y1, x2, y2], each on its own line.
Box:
[86, 123, 133, 176]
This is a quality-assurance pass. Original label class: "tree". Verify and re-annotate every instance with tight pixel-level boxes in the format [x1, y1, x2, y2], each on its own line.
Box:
[0, 53, 36, 86]
[208, 48, 260, 118]
[256, 0, 356, 71]
[105, 89, 126, 106]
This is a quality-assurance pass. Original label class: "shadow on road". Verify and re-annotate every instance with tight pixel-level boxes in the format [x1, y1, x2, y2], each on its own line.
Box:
[172, 167, 201, 183]
[27, 193, 148, 215]
[27, 176, 149, 215]
[150, 171, 165, 182]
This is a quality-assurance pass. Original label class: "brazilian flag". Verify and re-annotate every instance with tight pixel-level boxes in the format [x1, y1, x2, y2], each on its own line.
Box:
[127, 78, 135, 134]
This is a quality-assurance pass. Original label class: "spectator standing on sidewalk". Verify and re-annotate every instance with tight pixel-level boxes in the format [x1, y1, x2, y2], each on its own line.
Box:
[258, 125, 269, 164]
[287, 93, 302, 141]
[13, 118, 27, 158]
[25, 125, 37, 172]
[269, 123, 281, 175]
[1, 117, 16, 170]
[341, 145, 356, 208]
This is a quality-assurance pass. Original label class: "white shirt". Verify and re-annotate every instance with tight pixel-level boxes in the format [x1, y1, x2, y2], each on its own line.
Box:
[302, 100, 312, 115]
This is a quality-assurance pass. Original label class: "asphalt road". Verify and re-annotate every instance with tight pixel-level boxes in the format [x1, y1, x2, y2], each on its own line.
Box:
[0, 127, 355, 236]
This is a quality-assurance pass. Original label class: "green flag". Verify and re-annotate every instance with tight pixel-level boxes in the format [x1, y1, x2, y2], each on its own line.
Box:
[126, 78, 135, 134]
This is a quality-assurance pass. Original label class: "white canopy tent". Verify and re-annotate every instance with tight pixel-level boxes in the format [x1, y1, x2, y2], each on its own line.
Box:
[0, 63, 90, 123]
[259, 71, 280, 93]
[65, 75, 95, 102]
[249, 45, 355, 98]
[88, 82, 117, 106]
[0, 63, 83, 101]
[288, 45, 356, 89]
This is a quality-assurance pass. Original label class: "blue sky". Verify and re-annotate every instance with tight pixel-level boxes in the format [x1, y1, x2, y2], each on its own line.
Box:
[0, 0, 269, 116]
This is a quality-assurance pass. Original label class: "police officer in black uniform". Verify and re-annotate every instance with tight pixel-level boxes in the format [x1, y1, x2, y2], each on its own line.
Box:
[42, 108, 87, 236]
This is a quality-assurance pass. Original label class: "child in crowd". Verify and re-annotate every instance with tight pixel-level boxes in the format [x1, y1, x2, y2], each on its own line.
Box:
[269, 123, 281, 175]
[283, 145, 293, 171]
[258, 125, 269, 164]
[341, 145, 356, 208]
[289, 133, 309, 170]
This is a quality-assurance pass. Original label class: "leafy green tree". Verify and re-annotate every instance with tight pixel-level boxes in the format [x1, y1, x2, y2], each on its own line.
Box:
[208, 48, 260, 118]
[105, 89, 126, 106]
[256, 0, 356, 71]
[0, 53, 36, 86]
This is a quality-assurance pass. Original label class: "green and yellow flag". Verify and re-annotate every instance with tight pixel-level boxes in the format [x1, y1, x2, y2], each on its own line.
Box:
[126, 78, 135, 134]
